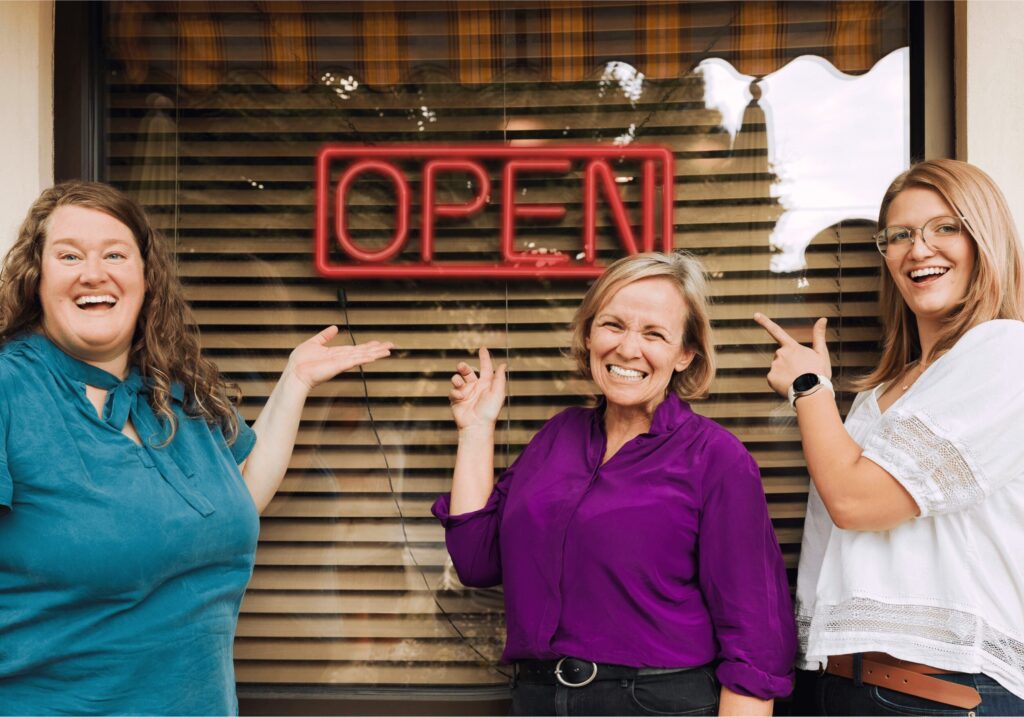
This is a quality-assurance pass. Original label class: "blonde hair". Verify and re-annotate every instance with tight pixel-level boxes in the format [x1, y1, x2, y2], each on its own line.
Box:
[569, 251, 716, 400]
[0, 181, 240, 444]
[856, 159, 1024, 390]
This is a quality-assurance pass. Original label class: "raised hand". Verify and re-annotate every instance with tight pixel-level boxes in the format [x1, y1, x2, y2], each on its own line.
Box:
[284, 325, 393, 391]
[449, 347, 507, 432]
[753, 313, 831, 397]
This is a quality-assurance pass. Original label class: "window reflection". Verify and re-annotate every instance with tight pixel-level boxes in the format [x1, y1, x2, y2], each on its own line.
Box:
[699, 49, 910, 273]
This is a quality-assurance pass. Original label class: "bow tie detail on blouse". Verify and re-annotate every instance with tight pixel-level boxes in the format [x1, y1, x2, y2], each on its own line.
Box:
[95, 368, 144, 432]
[28, 333, 215, 517]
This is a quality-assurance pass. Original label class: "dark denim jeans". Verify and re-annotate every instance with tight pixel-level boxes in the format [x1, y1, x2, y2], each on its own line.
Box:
[814, 671, 1024, 716]
[510, 664, 719, 716]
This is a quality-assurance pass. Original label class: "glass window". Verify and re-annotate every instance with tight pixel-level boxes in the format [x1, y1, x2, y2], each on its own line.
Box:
[101, 0, 910, 697]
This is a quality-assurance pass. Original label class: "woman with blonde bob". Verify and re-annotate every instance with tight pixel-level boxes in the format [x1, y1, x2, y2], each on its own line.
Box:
[435, 251, 796, 716]
[757, 159, 1024, 715]
[0, 181, 392, 715]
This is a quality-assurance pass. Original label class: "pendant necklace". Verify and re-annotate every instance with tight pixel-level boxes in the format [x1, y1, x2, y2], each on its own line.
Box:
[901, 361, 926, 391]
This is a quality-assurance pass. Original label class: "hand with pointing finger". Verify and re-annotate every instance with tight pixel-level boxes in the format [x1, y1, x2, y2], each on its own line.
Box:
[450, 347, 507, 432]
[753, 313, 832, 397]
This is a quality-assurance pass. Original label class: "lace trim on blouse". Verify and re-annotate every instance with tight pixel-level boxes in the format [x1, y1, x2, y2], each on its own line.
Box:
[868, 411, 986, 515]
[798, 597, 1024, 686]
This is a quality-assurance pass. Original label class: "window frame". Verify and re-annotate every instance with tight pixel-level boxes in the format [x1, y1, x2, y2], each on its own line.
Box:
[53, 2, 948, 713]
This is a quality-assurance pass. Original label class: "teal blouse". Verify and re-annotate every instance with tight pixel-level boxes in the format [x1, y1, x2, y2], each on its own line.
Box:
[0, 333, 259, 715]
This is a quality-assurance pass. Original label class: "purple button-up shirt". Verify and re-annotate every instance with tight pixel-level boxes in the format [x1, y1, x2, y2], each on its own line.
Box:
[432, 395, 796, 699]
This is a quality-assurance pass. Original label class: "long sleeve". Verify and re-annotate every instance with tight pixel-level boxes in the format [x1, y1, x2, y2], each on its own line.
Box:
[431, 468, 511, 588]
[698, 448, 796, 699]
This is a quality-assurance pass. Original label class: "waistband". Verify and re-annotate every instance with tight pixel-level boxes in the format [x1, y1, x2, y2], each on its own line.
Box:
[516, 657, 698, 687]
[826, 653, 981, 710]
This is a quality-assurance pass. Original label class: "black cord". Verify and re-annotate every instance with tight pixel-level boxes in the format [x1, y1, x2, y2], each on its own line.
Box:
[336, 288, 509, 679]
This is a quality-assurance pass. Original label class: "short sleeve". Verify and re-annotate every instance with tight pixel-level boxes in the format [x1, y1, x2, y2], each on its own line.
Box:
[0, 385, 10, 515]
[229, 410, 257, 464]
[861, 321, 1024, 517]
[0, 453, 11, 516]
[698, 440, 796, 699]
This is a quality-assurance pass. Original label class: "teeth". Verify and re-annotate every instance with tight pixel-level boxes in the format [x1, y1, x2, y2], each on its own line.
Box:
[75, 295, 117, 306]
[608, 365, 645, 379]
[909, 267, 949, 279]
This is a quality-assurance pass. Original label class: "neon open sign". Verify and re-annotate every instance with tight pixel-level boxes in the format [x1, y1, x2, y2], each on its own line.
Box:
[314, 145, 674, 279]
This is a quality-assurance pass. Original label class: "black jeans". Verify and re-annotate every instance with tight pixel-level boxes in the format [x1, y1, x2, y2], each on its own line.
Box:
[510, 664, 719, 716]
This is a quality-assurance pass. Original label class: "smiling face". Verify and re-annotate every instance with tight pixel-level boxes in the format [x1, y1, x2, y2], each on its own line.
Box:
[586, 276, 695, 416]
[38, 205, 146, 376]
[883, 186, 977, 335]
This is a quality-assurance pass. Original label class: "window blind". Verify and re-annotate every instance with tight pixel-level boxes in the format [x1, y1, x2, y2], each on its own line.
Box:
[102, 0, 908, 693]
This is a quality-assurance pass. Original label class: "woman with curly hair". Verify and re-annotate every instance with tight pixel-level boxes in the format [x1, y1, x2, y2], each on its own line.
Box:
[0, 181, 392, 715]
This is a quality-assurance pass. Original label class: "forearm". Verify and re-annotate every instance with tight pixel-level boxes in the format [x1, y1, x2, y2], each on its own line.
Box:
[243, 370, 310, 513]
[449, 425, 496, 515]
[795, 389, 865, 504]
[795, 389, 917, 530]
[718, 686, 772, 716]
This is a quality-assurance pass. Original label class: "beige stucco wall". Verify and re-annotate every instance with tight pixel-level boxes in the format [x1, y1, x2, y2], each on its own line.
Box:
[957, 0, 1024, 232]
[0, 0, 53, 255]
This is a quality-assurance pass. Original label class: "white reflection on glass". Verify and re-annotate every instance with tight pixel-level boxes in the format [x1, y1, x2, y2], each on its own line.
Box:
[599, 60, 645, 105]
[697, 48, 910, 273]
[695, 60, 751, 144]
[613, 123, 637, 146]
[321, 71, 359, 99]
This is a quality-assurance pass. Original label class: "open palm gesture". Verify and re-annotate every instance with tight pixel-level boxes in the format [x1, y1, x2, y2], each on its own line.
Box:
[449, 347, 507, 431]
[286, 325, 393, 391]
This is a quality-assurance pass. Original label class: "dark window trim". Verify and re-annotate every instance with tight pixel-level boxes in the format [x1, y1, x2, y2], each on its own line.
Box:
[54, 1, 941, 713]
[910, 0, 926, 161]
[54, 0, 105, 183]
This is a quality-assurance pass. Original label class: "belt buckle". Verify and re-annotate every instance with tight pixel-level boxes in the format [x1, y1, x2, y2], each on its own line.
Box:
[555, 656, 598, 687]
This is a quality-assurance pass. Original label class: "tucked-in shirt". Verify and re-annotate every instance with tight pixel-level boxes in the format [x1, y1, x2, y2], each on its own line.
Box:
[432, 394, 796, 699]
[796, 320, 1024, 699]
[0, 332, 259, 715]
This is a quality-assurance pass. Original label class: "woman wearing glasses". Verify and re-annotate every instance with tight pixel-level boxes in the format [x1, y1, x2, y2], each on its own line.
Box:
[756, 159, 1024, 715]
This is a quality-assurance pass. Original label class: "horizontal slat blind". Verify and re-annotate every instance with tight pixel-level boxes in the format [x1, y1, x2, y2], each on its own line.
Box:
[102, 0, 907, 695]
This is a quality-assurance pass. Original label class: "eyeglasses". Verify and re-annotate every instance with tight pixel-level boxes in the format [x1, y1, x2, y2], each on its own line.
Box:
[873, 215, 965, 257]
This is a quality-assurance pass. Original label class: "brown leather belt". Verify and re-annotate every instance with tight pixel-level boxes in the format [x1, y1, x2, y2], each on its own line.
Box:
[826, 653, 981, 710]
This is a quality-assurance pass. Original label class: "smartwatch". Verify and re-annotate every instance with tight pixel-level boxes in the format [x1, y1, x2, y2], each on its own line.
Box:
[788, 373, 834, 409]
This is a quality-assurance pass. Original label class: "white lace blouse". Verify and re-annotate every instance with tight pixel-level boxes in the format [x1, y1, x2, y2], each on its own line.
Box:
[796, 319, 1024, 698]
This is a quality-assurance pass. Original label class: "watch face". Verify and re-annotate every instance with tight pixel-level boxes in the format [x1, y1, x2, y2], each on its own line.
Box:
[793, 373, 820, 392]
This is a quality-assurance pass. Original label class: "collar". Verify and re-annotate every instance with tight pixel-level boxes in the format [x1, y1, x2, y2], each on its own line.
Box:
[24, 331, 142, 392]
[22, 331, 185, 403]
[594, 393, 693, 436]
[20, 331, 213, 516]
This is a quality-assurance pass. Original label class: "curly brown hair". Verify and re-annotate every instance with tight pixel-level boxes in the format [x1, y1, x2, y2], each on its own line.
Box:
[0, 181, 240, 444]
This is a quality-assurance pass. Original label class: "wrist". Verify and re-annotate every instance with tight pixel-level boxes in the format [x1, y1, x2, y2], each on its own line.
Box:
[457, 424, 496, 440]
[788, 373, 834, 409]
[280, 367, 314, 397]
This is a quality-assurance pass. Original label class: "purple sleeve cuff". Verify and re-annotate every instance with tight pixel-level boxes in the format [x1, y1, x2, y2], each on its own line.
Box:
[716, 660, 795, 700]
[431, 489, 504, 587]
[431, 491, 500, 525]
